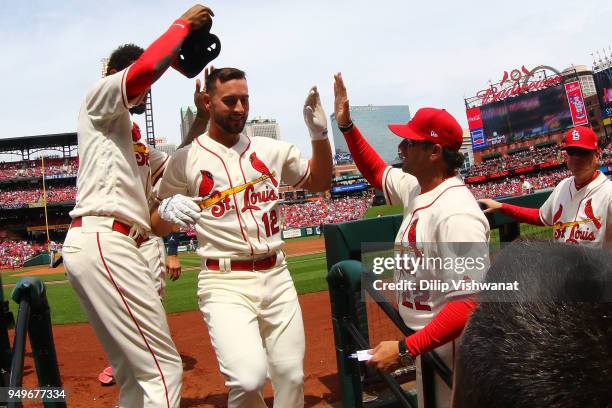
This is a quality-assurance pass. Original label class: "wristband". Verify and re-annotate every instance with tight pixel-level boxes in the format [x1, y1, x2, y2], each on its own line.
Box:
[338, 121, 354, 133]
[310, 128, 329, 141]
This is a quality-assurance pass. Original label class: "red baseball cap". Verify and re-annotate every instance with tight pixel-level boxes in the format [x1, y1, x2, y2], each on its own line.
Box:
[562, 126, 598, 151]
[388, 108, 463, 151]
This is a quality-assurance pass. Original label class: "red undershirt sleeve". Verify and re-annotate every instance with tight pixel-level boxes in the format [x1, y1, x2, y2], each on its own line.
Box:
[125, 19, 191, 99]
[499, 203, 544, 226]
[342, 126, 388, 190]
[405, 299, 476, 357]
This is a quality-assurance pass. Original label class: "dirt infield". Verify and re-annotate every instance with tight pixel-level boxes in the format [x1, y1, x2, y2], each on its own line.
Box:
[18, 290, 339, 407]
[284, 236, 326, 256]
[13, 236, 335, 406]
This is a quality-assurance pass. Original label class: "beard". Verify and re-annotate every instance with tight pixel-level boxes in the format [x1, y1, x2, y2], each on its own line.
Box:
[215, 113, 247, 134]
[129, 103, 146, 115]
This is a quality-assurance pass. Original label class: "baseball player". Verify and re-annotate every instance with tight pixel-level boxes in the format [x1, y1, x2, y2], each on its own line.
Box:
[480, 126, 612, 247]
[157, 67, 333, 407]
[520, 175, 533, 194]
[62, 6, 212, 407]
[333, 73, 489, 408]
[97, 65, 216, 385]
[98, 145, 175, 386]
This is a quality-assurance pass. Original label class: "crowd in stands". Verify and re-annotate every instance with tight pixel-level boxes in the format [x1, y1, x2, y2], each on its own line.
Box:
[280, 193, 374, 229]
[466, 145, 562, 178]
[467, 168, 572, 199]
[0, 240, 46, 268]
[0, 185, 77, 207]
[0, 157, 78, 181]
[601, 144, 612, 166]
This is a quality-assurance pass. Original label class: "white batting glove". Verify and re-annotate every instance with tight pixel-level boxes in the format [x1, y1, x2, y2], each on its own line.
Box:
[303, 86, 328, 141]
[158, 194, 201, 227]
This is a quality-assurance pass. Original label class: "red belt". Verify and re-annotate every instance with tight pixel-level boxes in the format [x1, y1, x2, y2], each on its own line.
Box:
[70, 217, 149, 247]
[206, 254, 277, 271]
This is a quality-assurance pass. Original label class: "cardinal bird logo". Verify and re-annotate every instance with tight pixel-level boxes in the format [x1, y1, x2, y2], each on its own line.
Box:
[407, 218, 422, 259]
[249, 152, 278, 187]
[198, 170, 214, 197]
[552, 204, 564, 224]
[584, 198, 602, 230]
[132, 122, 142, 142]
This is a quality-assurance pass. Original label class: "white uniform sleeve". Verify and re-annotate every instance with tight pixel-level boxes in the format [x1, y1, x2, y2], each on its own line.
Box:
[85, 68, 131, 124]
[538, 186, 558, 226]
[158, 148, 190, 199]
[381, 167, 420, 206]
[149, 147, 170, 187]
[435, 213, 490, 300]
[281, 143, 311, 188]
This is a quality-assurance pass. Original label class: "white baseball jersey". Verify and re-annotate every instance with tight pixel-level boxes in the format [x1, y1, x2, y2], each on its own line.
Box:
[148, 148, 170, 210]
[159, 132, 310, 259]
[70, 68, 152, 231]
[64, 65, 182, 407]
[381, 167, 490, 330]
[539, 172, 612, 247]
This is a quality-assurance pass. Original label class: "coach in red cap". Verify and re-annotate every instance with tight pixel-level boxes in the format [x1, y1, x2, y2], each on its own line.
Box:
[480, 126, 612, 247]
[333, 73, 490, 408]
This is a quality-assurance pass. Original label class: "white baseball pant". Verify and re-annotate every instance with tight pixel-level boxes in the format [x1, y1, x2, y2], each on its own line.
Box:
[416, 340, 455, 408]
[197, 253, 305, 408]
[62, 216, 182, 408]
[139, 235, 167, 297]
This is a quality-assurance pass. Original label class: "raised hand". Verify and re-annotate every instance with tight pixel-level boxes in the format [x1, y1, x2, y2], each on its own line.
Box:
[180, 4, 214, 31]
[194, 65, 214, 119]
[303, 86, 328, 141]
[333, 73, 351, 128]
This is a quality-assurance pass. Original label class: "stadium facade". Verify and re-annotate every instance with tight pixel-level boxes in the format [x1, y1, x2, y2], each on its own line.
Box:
[245, 117, 281, 140]
[330, 105, 411, 165]
[464, 64, 607, 164]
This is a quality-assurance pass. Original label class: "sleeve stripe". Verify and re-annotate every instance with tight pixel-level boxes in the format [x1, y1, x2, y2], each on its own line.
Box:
[293, 160, 311, 188]
[151, 155, 170, 179]
[120, 68, 130, 110]
[538, 208, 551, 226]
[382, 166, 393, 205]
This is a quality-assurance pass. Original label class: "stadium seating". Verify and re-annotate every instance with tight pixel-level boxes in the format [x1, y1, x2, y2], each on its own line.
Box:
[280, 194, 374, 229]
[0, 185, 76, 207]
[467, 168, 572, 199]
[0, 240, 46, 268]
[466, 145, 562, 178]
[0, 157, 78, 181]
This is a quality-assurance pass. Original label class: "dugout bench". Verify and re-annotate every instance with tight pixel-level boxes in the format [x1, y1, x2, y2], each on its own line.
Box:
[323, 190, 552, 408]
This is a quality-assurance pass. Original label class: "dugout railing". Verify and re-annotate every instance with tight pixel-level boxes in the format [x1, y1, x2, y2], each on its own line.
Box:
[0, 276, 65, 407]
[324, 190, 552, 408]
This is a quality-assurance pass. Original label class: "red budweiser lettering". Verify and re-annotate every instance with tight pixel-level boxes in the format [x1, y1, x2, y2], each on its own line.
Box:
[242, 185, 278, 212]
[476, 76, 562, 105]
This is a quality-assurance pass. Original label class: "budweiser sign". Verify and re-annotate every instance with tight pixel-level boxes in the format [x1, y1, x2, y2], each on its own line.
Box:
[475, 65, 562, 105]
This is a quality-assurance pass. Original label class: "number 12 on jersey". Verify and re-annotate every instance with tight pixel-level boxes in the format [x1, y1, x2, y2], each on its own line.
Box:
[262, 210, 280, 237]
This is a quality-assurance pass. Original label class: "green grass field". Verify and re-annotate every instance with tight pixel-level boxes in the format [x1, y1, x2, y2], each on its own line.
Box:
[364, 205, 403, 218]
[0, 203, 553, 326]
[1, 251, 329, 326]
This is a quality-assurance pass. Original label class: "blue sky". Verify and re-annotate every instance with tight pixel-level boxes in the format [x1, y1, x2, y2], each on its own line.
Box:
[1, 0, 610, 157]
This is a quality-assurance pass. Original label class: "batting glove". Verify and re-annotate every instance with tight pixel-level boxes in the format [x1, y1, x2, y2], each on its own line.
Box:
[158, 194, 201, 227]
[303, 86, 328, 141]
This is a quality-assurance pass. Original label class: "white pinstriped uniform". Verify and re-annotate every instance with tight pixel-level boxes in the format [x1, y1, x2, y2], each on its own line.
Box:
[63, 67, 182, 408]
[381, 167, 490, 408]
[159, 132, 311, 408]
[539, 172, 612, 247]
